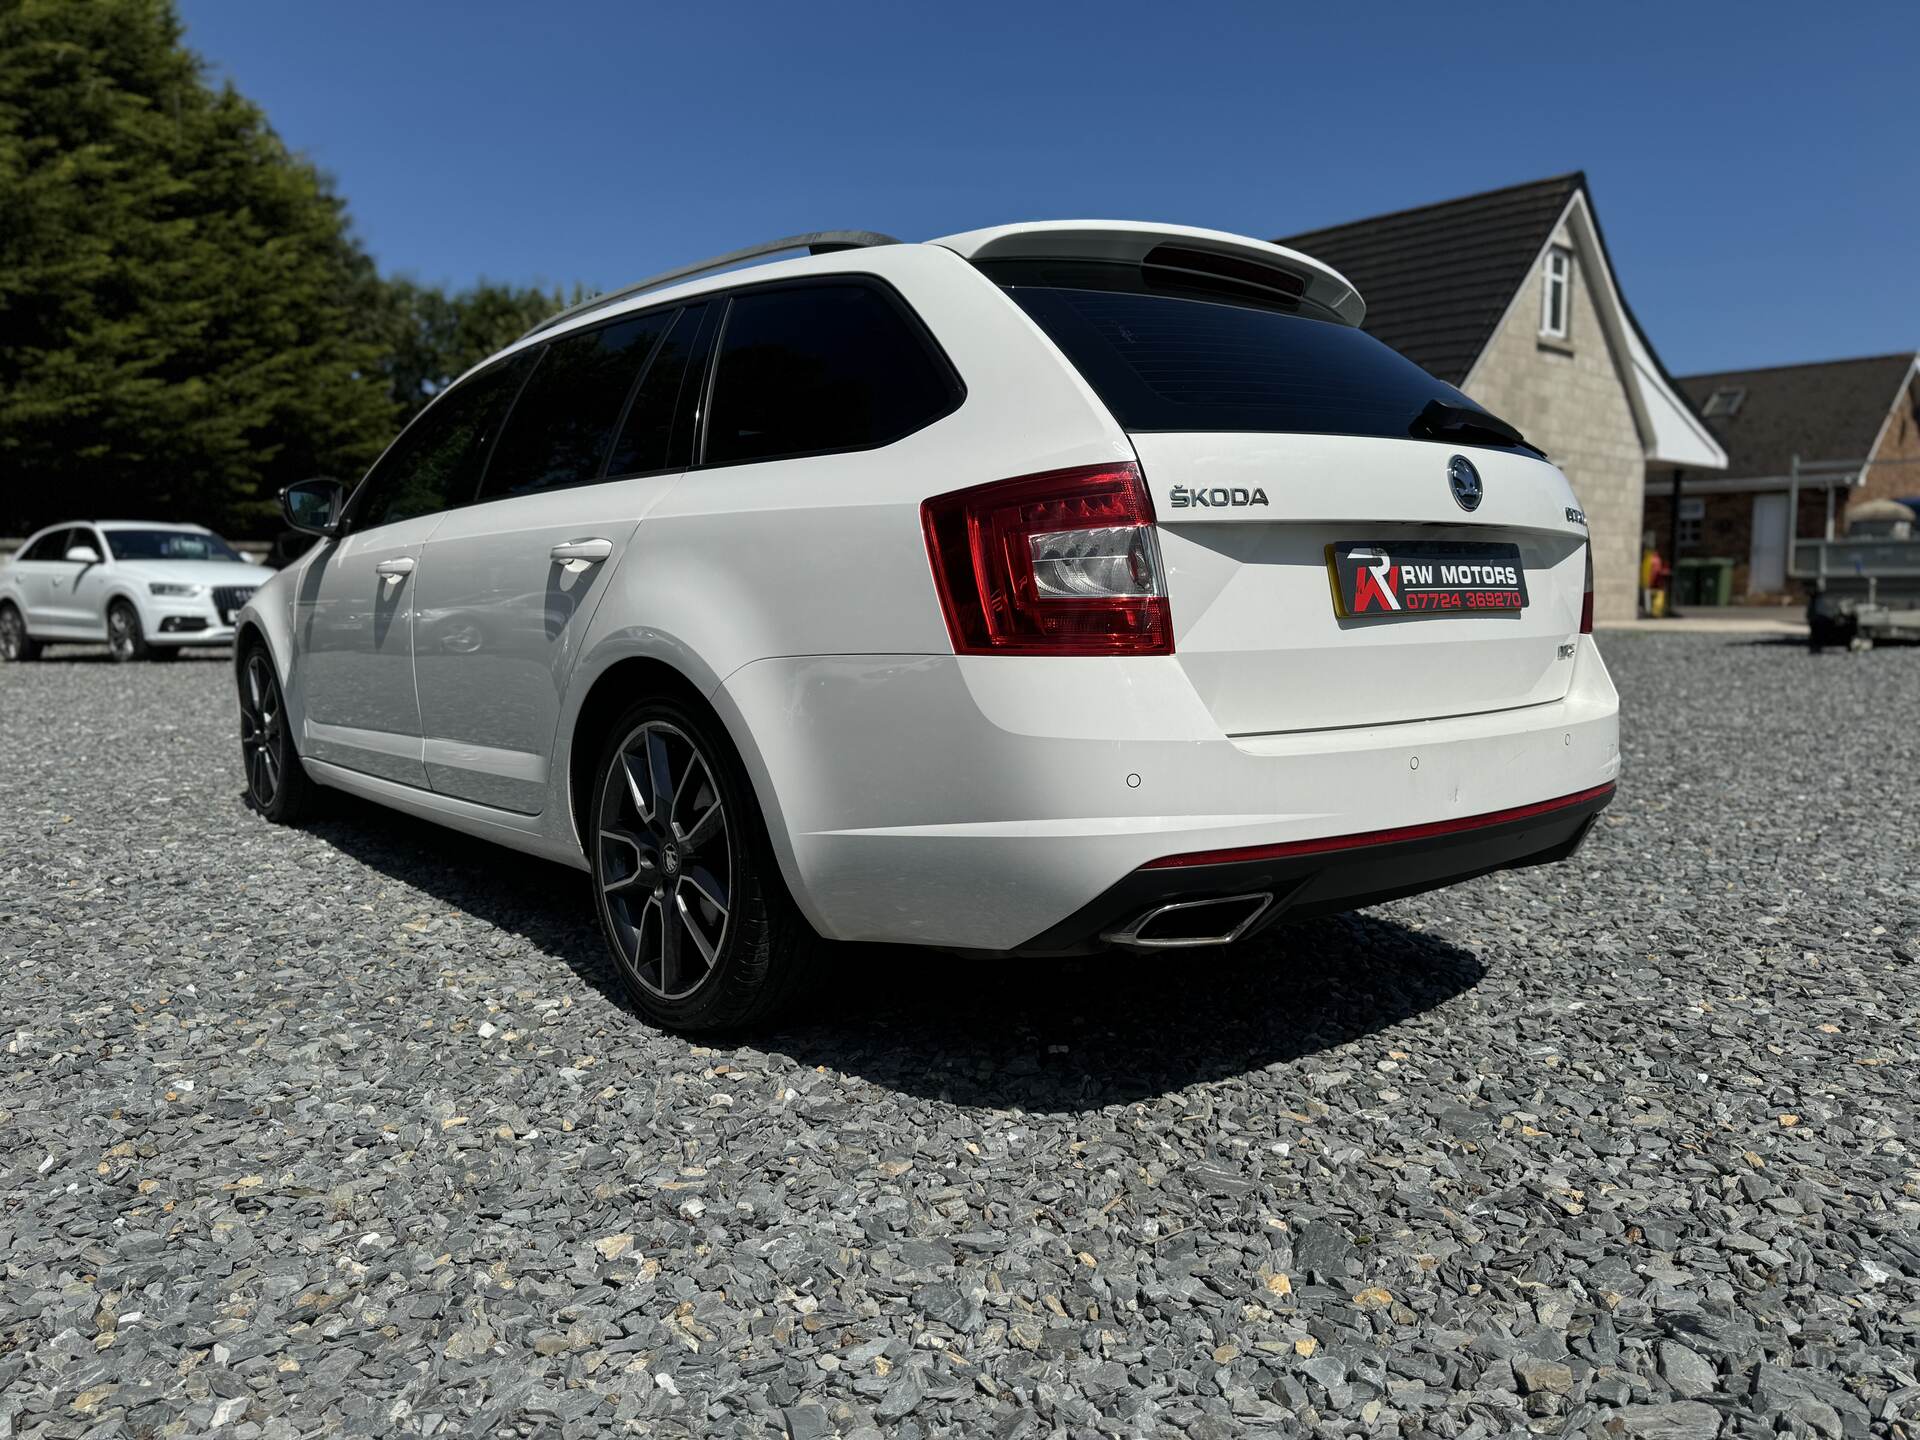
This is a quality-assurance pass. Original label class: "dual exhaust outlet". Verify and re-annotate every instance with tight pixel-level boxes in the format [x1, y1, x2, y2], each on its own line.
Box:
[1101, 892, 1274, 950]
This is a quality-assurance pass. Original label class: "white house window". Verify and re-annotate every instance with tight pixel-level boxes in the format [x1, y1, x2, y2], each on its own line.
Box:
[1540, 245, 1572, 340]
[1678, 497, 1705, 548]
[1701, 387, 1746, 418]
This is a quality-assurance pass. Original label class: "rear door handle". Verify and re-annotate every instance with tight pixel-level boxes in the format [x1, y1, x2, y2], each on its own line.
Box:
[374, 557, 415, 585]
[550, 538, 614, 571]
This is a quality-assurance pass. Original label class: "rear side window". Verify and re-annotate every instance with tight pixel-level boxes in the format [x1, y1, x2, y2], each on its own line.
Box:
[703, 282, 960, 467]
[479, 311, 672, 499]
[606, 303, 713, 478]
[355, 354, 532, 531]
[19, 529, 75, 561]
[993, 261, 1525, 448]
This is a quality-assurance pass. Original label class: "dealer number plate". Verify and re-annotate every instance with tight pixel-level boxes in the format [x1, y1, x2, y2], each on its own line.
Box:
[1327, 541, 1528, 619]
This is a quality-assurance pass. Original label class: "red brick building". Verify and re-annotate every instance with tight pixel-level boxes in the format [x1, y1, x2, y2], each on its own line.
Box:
[1645, 354, 1920, 600]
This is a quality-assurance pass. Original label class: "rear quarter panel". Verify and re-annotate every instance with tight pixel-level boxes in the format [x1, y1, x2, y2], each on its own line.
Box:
[553, 243, 1135, 875]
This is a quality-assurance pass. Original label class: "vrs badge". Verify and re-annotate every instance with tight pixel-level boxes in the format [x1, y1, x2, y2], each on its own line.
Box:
[1326, 540, 1529, 620]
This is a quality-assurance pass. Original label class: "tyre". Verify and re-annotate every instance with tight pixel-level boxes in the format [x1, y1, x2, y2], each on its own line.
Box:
[0, 602, 39, 662]
[106, 600, 150, 662]
[588, 695, 816, 1032]
[237, 644, 316, 822]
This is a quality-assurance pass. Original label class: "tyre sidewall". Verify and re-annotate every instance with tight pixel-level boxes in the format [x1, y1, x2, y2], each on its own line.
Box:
[239, 643, 310, 822]
[108, 601, 147, 662]
[0, 603, 35, 661]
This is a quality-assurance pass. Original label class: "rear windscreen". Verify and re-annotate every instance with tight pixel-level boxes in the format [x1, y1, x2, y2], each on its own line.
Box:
[988, 259, 1528, 449]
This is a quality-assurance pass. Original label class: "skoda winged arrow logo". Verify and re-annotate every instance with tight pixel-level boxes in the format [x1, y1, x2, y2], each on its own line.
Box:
[1447, 454, 1484, 512]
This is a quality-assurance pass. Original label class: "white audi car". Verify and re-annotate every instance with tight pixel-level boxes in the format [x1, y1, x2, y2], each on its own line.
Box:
[236, 221, 1619, 1030]
[0, 521, 273, 662]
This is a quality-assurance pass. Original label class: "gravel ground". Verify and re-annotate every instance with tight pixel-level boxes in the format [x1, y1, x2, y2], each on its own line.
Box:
[2, 635, 1916, 1440]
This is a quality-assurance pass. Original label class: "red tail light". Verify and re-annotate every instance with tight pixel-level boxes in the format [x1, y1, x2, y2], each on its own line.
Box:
[921, 462, 1173, 656]
[1579, 541, 1595, 634]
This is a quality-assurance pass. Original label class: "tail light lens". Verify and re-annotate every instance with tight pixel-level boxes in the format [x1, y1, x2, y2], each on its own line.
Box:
[921, 462, 1173, 655]
[1579, 542, 1595, 634]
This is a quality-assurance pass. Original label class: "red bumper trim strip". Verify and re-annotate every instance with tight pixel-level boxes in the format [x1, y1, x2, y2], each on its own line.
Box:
[1139, 782, 1617, 870]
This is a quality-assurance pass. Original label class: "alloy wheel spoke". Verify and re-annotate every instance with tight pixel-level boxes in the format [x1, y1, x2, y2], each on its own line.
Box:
[599, 827, 652, 893]
[670, 750, 709, 834]
[657, 893, 682, 993]
[644, 728, 676, 830]
[678, 863, 729, 918]
[619, 749, 650, 823]
[632, 892, 664, 976]
[679, 796, 724, 853]
[674, 890, 719, 967]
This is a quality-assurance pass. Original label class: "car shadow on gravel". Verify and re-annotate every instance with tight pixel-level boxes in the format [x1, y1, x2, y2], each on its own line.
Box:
[301, 791, 1486, 1110]
[30, 647, 232, 662]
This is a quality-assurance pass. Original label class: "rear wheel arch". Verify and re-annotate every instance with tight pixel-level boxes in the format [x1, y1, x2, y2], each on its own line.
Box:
[567, 659, 713, 854]
[565, 658, 798, 894]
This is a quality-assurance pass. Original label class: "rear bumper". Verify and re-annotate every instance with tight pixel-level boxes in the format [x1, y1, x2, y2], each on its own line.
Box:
[1018, 782, 1612, 952]
[717, 635, 1620, 950]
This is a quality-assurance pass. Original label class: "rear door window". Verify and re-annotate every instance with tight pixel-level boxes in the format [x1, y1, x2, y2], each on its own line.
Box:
[702, 281, 961, 467]
[354, 353, 533, 531]
[478, 311, 673, 499]
[20, 530, 74, 561]
[605, 303, 712, 478]
[989, 260, 1528, 449]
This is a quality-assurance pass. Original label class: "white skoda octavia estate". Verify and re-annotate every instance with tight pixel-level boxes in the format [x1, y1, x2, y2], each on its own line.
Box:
[239, 221, 1618, 1030]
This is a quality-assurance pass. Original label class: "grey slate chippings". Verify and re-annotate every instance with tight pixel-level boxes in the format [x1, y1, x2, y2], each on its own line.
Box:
[1, 633, 1917, 1439]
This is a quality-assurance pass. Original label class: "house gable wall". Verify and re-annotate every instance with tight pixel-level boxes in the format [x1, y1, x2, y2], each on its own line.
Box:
[1858, 370, 1920, 511]
[1458, 221, 1646, 623]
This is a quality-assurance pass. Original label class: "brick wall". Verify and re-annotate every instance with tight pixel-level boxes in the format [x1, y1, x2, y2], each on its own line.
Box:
[1462, 224, 1646, 623]
[1643, 487, 1832, 599]
[1855, 372, 1920, 510]
[1638, 370, 1920, 601]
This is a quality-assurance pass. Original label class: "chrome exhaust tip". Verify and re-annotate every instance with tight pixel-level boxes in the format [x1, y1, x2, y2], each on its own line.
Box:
[1101, 892, 1274, 949]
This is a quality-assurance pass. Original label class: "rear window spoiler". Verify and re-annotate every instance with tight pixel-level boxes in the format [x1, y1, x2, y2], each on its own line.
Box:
[929, 221, 1365, 327]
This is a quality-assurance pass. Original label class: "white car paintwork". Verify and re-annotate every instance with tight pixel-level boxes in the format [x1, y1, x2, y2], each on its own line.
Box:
[0, 521, 273, 649]
[236, 222, 1619, 951]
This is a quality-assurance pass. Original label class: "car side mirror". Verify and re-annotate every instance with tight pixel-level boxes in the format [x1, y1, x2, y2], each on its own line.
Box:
[65, 544, 101, 564]
[282, 478, 346, 537]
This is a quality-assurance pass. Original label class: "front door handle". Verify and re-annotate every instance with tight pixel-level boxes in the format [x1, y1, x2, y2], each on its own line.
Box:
[550, 538, 614, 573]
[374, 557, 415, 586]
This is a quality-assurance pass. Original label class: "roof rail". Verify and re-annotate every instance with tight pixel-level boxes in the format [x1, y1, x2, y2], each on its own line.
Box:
[518, 230, 902, 341]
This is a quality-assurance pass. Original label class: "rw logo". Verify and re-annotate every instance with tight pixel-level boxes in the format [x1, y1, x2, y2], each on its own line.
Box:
[1168, 485, 1269, 509]
[1351, 551, 1401, 612]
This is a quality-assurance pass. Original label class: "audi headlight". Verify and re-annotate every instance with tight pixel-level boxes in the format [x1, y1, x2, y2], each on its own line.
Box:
[148, 582, 203, 598]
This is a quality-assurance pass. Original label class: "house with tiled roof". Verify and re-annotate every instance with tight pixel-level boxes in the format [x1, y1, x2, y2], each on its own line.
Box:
[1279, 173, 1726, 621]
[1646, 354, 1920, 597]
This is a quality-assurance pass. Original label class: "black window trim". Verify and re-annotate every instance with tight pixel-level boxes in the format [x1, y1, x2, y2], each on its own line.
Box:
[337, 271, 964, 533]
[599, 303, 693, 484]
[339, 348, 537, 536]
[20, 526, 72, 562]
[689, 272, 967, 472]
[469, 304, 693, 508]
[599, 299, 717, 488]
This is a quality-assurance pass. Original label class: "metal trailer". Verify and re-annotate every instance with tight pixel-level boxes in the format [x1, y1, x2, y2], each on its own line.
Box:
[1795, 534, 1920, 650]
[1787, 454, 1920, 651]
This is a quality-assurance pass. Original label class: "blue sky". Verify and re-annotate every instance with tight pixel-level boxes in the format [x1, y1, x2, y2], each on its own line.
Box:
[178, 2, 1915, 376]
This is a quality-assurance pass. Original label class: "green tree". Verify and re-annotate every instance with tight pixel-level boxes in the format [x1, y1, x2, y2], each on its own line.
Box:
[0, 0, 394, 533]
[375, 277, 577, 424]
